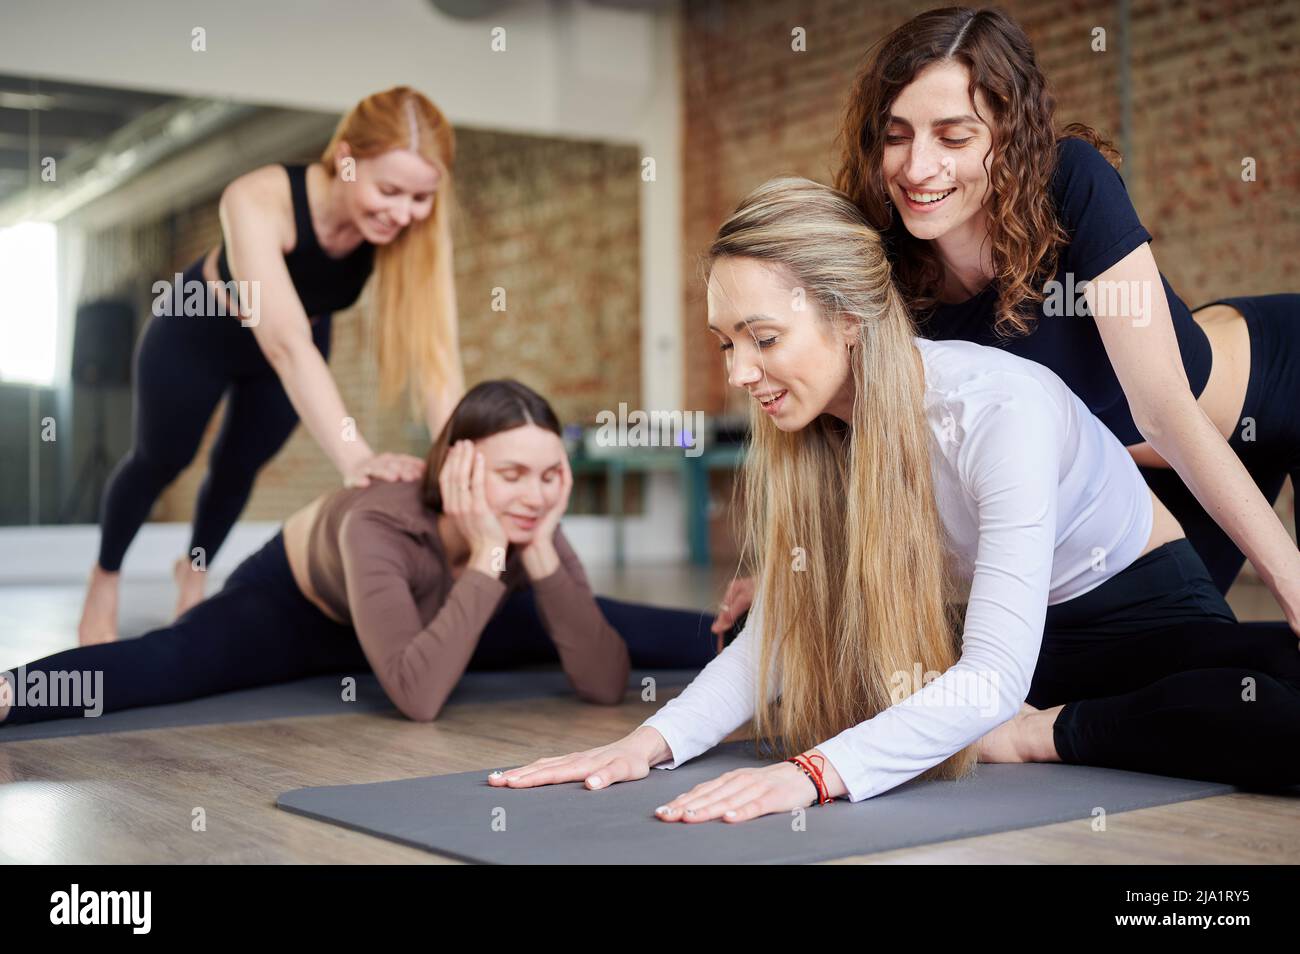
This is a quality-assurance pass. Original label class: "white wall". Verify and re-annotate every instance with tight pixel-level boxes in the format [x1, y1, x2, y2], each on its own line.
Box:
[2, 0, 648, 139]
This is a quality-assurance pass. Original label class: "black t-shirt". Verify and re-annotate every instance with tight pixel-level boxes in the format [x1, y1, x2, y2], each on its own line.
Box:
[913, 136, 1212, 446]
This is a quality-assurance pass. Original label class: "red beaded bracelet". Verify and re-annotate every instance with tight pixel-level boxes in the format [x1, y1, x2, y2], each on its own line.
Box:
[786, 753, 835, 805]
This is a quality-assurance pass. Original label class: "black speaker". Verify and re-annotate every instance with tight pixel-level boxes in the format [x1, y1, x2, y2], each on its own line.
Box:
[71, 299, 134, 388]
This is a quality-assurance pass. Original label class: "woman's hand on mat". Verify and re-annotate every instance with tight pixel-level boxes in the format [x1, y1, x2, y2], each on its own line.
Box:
[710, 576, 756, 636]
[441, 440, 508, 562]
[653, 755, 844, 824]
[343, 452, 426, 488]
[486, 726, 668, 791]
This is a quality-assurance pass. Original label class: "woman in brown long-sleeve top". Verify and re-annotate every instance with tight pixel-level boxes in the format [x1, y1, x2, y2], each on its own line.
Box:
[1, 381, 722, 726]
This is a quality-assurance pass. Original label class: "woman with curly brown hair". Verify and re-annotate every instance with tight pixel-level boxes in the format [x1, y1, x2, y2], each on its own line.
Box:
[830, 6, 1300, 632]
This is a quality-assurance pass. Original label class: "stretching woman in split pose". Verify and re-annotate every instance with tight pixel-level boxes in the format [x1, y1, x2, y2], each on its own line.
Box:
[2, 381, 719, 728]
[80, 86, 467, 645]
[492, 178, 1300, 821]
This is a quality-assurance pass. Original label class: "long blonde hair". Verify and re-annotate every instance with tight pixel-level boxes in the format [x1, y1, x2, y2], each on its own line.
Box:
[708, 176, 977, 782]
[321, 86, 461, 418]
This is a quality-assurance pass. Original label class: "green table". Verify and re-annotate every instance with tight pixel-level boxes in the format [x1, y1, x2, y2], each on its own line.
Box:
[569, 443, 746, 567]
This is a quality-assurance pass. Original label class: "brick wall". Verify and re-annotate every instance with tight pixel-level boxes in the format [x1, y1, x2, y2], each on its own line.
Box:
[680, 0, 1297, 563]
[1127, 0, 1299, 301]
[75, 129, 642, 538]
[451, 128, 642, 418]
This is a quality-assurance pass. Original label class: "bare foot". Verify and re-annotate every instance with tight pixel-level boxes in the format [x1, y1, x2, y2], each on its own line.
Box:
[977, 702, 1037, 763]
[172, 555, 207, 620]
[77, 565, 120, 645]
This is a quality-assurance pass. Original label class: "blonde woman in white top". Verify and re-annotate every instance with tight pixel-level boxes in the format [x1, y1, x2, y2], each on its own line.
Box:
[487, 177, 1300, 821]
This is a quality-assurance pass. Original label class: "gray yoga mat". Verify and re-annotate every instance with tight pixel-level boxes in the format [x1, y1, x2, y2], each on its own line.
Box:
[275, 738, 1241, 864]
[0, 667, 697, 743]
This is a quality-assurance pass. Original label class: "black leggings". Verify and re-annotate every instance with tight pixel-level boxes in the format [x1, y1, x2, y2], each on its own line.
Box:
[1032, 538, 1300, 789]
[2, 530, 720, 725]
[1141, 293, 1300, 594]
[96, 258, 333, 572]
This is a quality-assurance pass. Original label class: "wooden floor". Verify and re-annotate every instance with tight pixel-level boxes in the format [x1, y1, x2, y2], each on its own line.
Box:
[1, 564, 1296, 864]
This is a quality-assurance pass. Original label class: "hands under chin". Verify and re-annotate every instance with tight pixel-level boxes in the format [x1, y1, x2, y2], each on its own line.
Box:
[519, 538, 560, 580]
[517, 455, 573, 580]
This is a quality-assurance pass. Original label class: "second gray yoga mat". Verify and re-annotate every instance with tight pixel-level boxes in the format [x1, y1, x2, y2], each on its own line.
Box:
[0, 667, 696, 742]
[276, 739, 1241, 864]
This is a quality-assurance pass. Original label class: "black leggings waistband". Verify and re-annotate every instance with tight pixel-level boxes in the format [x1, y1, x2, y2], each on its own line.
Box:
[1044, 538, 1236, 637]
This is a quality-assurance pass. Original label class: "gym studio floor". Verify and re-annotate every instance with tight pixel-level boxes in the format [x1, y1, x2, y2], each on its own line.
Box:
[1, 563, 1296, 865]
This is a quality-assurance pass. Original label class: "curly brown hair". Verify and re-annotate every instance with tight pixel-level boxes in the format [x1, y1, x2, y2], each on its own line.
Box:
[833, 6, 1120, 337]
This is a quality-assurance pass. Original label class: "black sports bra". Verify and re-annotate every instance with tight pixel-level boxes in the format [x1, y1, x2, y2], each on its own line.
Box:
[216, 163, 375, 318]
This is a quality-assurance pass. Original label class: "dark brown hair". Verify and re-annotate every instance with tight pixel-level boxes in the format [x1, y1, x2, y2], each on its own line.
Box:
[420, 379, 562, 512]
[833, 6, 1119, 336]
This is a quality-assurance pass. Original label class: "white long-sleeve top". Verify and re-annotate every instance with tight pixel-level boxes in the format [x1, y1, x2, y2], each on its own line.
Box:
[641, 336, 1153, 802]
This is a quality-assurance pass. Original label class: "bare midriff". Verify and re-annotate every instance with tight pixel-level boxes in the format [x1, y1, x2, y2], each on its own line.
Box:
[1125, 304, 1252, 556]
[282, 494, 347, 624]
[1127, 303, 1251, 468]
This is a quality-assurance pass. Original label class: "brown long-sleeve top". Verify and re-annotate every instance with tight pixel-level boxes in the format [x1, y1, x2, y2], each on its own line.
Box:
[305, 480, 631, 721]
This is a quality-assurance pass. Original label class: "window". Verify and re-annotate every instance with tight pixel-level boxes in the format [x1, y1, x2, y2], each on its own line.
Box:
[0, 221, 58, 386]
